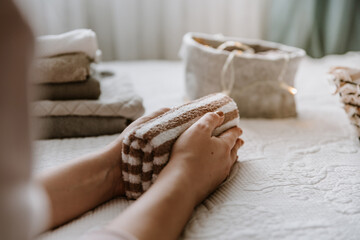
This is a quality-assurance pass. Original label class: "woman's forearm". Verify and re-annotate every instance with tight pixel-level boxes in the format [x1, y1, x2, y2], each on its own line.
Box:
[37, 146, 123, 229]
[36, 108, 170, 230]
[107, 161, 197, 240]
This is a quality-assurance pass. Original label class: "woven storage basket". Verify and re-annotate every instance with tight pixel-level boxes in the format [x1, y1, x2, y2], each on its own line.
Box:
[180, 32, 305, 118]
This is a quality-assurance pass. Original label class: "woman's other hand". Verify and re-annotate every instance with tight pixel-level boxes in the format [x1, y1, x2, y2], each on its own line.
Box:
[160, 111, 243, 205]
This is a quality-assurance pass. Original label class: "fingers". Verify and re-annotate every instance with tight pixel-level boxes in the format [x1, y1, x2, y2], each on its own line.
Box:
[191, 111, 225, 135]
[218, 127, 243, 149]
[230, 138, 244, 163]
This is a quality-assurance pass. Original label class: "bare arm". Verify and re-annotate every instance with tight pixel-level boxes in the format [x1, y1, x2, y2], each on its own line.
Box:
[106, 112, 243, 240]
[37, 108, 170, 229]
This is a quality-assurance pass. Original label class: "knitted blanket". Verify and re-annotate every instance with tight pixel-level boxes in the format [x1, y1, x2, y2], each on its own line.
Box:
[122, 93, 240, 199]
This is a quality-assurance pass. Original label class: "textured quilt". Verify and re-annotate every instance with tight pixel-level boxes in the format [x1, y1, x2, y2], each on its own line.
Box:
[34, 55, 360, 240]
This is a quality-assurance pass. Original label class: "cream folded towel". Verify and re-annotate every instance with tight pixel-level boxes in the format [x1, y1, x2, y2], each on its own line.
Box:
[36, 29, 102, 62]
[122, 93, 240, 199]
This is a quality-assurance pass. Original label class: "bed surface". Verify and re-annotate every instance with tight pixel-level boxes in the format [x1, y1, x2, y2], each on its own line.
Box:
[35, 53, 360, 240]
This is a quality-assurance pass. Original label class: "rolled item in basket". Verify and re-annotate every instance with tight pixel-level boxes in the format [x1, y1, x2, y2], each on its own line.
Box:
[330, 66, 360, 84]
[122, 92, 240, 199]
[344, 104, 360, 117]
[32, 77, 101, 100]
[340, 94, 360, 106]
[32, 53, 91, 84]
[349, 113, 360, 125]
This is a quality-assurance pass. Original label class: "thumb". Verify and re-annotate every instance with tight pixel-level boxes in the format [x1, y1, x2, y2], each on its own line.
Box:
[190, 111, 224, 135]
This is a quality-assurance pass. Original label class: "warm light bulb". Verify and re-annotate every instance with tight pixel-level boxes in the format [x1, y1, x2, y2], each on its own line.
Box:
[289, 87, 297, 95]
[280, 82, 297, 95]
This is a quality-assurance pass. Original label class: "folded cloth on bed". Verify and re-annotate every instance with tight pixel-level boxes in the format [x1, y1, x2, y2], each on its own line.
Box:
[122, 93, 240, 199]
[34, 116, 130, 139]
[36, 29, 101, 62]
[32, 53, 91, 84]
[31, 74, 145, 120]
[32, 77, 101, 100]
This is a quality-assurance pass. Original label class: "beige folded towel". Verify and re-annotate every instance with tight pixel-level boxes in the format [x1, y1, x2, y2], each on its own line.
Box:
[32, 77, 101, 100]
[122, 93, 240, 199]
[32, 53, 90, 84]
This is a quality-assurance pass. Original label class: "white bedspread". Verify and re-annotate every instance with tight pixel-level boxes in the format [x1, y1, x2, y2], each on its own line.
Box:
[35, 53, 360, 240]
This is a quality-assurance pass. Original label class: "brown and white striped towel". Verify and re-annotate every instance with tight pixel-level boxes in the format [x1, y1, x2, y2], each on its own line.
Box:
[121, 93, 240, 199]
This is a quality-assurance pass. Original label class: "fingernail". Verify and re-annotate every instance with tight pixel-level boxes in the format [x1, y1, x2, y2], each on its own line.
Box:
[239, 139, 244, 145]
[216, 111, 224, 117]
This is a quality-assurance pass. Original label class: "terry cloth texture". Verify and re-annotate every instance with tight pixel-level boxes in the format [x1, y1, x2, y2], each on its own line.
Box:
[122, 92, 240, 199]
[31, 74, 145, 120]
[35, 116, 130, 139]
[32, 53, 91, 84]
[330, 66, 360, 140]
[36, 29, 102, 62]
[32, 77, 100, 100]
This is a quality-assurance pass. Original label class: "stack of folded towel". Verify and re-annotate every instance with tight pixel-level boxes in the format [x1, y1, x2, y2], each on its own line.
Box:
[31, 52, 100, 100]
[122, 93, 240, 199]
[330, 66, 360, 140]
[32, 29, 145, 139]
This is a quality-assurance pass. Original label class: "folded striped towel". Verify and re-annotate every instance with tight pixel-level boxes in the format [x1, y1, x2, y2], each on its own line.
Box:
[122, 93, 240, 199]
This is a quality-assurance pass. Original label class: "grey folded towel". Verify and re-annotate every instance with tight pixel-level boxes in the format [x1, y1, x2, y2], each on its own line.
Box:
[32, 52, 91, 84]
[35, 116, 131, 139]
[32, 77, 101, 100]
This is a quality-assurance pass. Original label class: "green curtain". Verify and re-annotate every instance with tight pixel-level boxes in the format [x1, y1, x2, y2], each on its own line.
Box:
[267, 0, 360, 57]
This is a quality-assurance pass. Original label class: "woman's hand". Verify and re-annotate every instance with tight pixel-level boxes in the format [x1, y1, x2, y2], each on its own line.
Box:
[159, 111, 243, 205]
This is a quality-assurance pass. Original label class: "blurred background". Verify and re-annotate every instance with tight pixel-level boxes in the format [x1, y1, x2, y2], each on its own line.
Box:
[15, 0, 360, 60]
